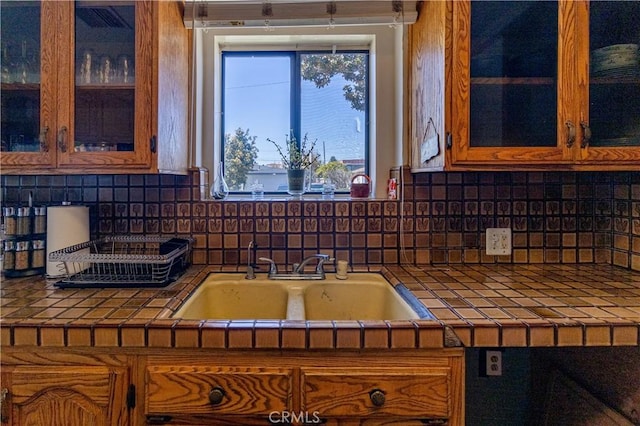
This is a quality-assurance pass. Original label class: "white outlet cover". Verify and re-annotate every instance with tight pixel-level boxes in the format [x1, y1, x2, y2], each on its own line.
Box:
[486, 228, 512, 255]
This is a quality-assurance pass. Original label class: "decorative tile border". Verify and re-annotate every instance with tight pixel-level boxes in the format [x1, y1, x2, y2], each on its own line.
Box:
[2, 170, 638, 271]
[1, 265, 638, 349]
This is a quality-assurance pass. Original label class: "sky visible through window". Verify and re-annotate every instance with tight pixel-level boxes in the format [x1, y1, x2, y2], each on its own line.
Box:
[223, 53, 366, 181]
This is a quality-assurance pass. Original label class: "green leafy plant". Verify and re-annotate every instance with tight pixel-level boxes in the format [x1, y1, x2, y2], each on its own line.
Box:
[267, 132, 320, 170]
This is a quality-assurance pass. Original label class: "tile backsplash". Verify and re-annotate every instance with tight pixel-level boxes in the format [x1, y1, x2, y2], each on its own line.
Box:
[2, 169, 639, 271]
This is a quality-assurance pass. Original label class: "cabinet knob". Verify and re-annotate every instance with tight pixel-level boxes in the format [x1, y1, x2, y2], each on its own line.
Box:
[369, 389, 386, 407]
[208, 386, 226, 405]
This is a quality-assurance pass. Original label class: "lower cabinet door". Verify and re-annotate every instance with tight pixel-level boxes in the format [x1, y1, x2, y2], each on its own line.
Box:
[6, 365, 129, 426]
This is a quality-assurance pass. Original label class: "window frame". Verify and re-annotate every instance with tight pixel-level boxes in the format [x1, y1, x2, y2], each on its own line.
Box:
[193, 27, 405, 199]
[220, 49, 371, 194]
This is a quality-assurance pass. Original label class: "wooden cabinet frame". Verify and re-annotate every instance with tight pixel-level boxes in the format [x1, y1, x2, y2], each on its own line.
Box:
[1, 1, 190, 175]
[142, 351, 465, 426]
[2, 348, 464, 426]
[408, 0, 640, 172]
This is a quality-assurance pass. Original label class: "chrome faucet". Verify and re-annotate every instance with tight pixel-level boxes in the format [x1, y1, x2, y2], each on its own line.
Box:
[245, 241, 257, 280]
[258, 254, 332, 280]
[293, 254, 332, 277]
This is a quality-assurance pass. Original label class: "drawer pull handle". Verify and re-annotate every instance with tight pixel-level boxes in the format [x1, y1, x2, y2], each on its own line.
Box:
[208, 386, 226, 405]
[369, 389, 386, 407]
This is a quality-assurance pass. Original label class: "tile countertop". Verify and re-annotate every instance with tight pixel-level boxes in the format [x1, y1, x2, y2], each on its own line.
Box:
[1, 264, 639, 350]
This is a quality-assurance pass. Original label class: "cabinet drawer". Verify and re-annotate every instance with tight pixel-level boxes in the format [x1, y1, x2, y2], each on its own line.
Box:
[146, 366, 293, 416]
[302, 368, 450, 418]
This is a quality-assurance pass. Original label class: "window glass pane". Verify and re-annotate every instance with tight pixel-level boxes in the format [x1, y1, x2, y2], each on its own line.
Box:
[222, 50, 369, 193]
[300, 52, 368, 192]
[223, 53, 291, 191]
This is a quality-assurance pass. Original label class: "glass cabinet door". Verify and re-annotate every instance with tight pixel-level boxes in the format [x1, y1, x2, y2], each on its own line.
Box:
[469, 1, 558, 148]
[72, 1, 136, 153]
[452, 0, 568, 163]
[587, 1, 640, 150]
[0, 1, 54, 165]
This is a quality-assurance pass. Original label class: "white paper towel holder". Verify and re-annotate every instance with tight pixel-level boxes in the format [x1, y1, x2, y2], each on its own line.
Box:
[46, 203, 90, 277]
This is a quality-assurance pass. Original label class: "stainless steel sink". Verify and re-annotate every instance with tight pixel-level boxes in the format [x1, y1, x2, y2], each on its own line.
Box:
[173, 273, 430, 321]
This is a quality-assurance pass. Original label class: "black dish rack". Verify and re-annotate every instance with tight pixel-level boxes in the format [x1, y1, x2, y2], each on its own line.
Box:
[49, 236, 193, 288]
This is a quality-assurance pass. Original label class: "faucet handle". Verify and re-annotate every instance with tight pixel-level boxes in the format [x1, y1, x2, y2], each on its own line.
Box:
[294, 253, 333, 275]
[316, 254, 332, 274]
[258, 257, 278, 275]
[315, 255, 334, 274]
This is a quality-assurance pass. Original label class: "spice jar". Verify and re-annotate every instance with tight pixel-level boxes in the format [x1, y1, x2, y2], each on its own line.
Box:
[33, 207, 46, 234]
[15, 241, 30, 270]
[16, 207, 31, 236]
[2, 207, 16, 236]
[31, 239, 45, 269]
[3, 240, 15, 272]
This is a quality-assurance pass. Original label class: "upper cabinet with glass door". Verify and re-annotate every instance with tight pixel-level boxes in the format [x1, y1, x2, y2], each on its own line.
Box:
[63, 1, 138, 162]
[1, 1, 56, 168]
[1, 1, 190, 174]
[450, 0, 572, 167]
[575, 1, 640, 164]
[409, 0, 639, 171]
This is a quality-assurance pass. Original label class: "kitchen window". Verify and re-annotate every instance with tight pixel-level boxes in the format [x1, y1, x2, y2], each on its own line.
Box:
[192, 27, 404, 199]
[221, 50, 369, 194]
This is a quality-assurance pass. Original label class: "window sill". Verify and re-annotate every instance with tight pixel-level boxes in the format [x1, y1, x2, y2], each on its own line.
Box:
[208, 193, 386, 201]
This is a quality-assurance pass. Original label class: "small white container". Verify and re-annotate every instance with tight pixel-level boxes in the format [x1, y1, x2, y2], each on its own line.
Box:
[336, 260, 349, 279]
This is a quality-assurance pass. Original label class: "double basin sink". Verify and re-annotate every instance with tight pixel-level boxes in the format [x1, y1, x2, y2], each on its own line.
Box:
[173, 273, 432, 321]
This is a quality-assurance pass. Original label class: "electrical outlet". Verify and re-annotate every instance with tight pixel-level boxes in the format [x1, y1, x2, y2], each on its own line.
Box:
[485, 350, 502, 376]
[486, 228, 511, 255]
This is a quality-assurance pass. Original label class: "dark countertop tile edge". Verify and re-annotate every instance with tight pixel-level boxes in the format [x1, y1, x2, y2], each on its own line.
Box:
[1, 264, 639, 349]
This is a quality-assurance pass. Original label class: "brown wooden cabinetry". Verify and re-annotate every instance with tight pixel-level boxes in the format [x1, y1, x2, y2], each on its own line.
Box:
[302, 367, 453, 423]
[146, 365, 294, 422]
[1, 349, 464, 426]
[0, 354, 131, 426]
[409, 0, 640, 171]
[143, 351, 464, 426]
[0, 1, 189, 175]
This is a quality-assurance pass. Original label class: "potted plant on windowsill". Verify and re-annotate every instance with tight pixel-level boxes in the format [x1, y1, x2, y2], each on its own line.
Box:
[268, 132, 320, 196]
